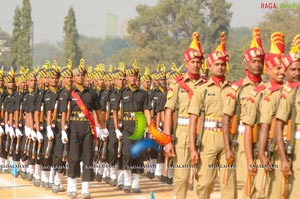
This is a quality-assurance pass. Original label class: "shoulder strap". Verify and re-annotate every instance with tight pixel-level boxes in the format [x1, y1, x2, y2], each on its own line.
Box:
[175, 75, 193, 99]
[71, 90, 97, 140]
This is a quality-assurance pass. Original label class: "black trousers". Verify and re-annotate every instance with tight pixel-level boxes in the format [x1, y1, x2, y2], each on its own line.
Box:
[67, 120, 94, 181]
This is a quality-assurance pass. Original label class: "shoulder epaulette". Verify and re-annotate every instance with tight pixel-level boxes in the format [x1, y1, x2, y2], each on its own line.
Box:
[250, 84, 266, 97]
[231, 79, 243, 91]
[285, 82, 300, 93]
[267, 84, 281, 95]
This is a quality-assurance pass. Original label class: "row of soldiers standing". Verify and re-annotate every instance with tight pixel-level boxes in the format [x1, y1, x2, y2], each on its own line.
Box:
[164, 28, 300, 199]
[0, 58, 180, 198]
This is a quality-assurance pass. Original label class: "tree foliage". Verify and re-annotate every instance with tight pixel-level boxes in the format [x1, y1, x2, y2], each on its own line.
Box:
[63, 7, 81, 67]
[19, 0, 33, 68]
[10, 7, 22, 67]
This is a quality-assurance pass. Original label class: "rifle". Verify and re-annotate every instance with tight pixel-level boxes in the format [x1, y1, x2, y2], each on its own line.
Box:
[195, 89, 207, 154]
[117, 138, 122, 158]
[280, 87, 298, 199]
[259, 118, 276, 196]
[62, 101, 71, 162]
[45, 100, 58, 159]
[100, 138, 107, 162]
[246, 92, 263, 197]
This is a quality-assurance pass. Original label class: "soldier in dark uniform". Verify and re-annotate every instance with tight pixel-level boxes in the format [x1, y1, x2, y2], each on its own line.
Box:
[61, 62, 104, 199]
[0, 67, 7, 172]
[2, 69, 16, 173]
[21, 69, 40, 185]
[112, 65, 151, 193]
[51, 65, 73, 193]
[95, 70, 112, 184]
[32, 66, 49, 186]
[10, 71, 28, 177]
[40, 65, 61, 188]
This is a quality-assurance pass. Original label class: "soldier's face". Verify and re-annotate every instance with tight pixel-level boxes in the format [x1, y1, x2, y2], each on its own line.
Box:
[209, 59, 226, 77]
[267, 65, 284, 84]
[49, 76, 59, 87]
[142, 80, 151, 90]
[27, 77, 36, 89]
[127, 74, 137, 86]
[285, 61, 300, 83]
[116, 77, 125, 89]
[246, 57, 264, 75]
[158, 79, 166, 88]
[73, 74, 85, 85]
[185, 58, 202, 75]
[64, 76, 72, 87]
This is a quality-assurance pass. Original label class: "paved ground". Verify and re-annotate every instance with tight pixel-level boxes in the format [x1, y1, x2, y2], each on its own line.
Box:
[1, 172, 244, 199]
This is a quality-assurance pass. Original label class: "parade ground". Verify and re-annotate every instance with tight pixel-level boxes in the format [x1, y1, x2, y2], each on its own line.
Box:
[1, 172, 244, 199]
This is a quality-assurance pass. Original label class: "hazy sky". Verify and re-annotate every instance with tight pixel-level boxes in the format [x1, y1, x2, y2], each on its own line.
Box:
[0, 0, 289, 44]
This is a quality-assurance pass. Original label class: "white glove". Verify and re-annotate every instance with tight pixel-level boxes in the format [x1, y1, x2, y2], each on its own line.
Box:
[9, 126, 15, 137]
[96, 126, 102, 138]
[0, 125, 4, 136]
[5, 124, 9, 135]
[31, 130, 37, 140]
[61, 130, 68, 144]
[101, 128, 109, 140]
[15, 128, 22, 137]
[115, 129, 122, 140]
[47, 125, 54, 140]
[36, 131, 43, 142]
[24, 126, 30, 137]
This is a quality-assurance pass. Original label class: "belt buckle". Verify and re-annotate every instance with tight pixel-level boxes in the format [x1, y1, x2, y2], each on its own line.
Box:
[78, 113, 85, 118]
[216, 122, 222, 128]
[130, 112, 135, 117]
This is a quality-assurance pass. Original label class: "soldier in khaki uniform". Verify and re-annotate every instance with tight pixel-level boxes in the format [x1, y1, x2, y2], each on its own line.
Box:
[222, 27, 265, 198]
[257, 32, 285, 199]
[164, 32, 206, 199]
[275, 34, 300, 199]
[188, 32, 237, 199]
[242, 32, 285, 198]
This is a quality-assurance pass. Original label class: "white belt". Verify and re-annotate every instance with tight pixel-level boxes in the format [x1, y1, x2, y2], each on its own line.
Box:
[178, 118, 189, 127]
[295, 131, 300, 140]
[238, 125, 245, 135]
[204, 121, 222, 128]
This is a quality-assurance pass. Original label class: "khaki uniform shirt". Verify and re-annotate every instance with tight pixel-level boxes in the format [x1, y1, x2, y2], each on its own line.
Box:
[276, 85, 300, 123]
[223, 76, 263, 120]
[165, 73, 204, 115]
[241, 82, 267, 126]
[188, 78, 231, 118]
[259, 82, 283, 124]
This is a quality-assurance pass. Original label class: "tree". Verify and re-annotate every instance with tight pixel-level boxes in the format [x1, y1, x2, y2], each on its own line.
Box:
[205, 0, 232, 51]
[19, 0, 33, 68]
[63, 7, 81, 67]
[116, 0, 232, 71]
[10, 7, 22, 67]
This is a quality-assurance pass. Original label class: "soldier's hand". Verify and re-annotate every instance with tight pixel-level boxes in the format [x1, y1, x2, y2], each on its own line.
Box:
[225, 149, 235, 164]
[46, 125, 54, 140]
[259, 155, 272, 172]
[9, 126, 15, 138]
[5, 124, 10, 135]
[115, 129, 122, 140]
[31, 130, 37, 140]
[36, 131, 43, 142]
[247, 161, 257, 176]
[61, 130, 68, 144]
[96, 127, 102, 139]
[190, 150, 199, 165]
[0, 125, 4, 136]
[15, 128, 22, 137]
[164, 142, 175, 158]
[101, 128, 109, 140]
[281, 160, 292, 176]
